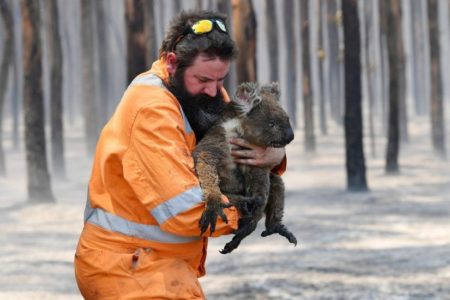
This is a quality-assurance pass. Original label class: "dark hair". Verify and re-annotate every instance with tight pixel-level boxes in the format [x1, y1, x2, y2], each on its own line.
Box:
[159, 10, 238, 69]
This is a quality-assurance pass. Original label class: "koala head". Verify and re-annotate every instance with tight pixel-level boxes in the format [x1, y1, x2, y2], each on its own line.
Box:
[232, 82, 295, 148]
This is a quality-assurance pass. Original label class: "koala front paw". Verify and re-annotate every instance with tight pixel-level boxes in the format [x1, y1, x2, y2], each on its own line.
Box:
[199, 197, 232, 236]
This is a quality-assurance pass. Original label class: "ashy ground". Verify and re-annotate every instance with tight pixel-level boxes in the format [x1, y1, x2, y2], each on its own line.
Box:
[0, 118, 449, 300]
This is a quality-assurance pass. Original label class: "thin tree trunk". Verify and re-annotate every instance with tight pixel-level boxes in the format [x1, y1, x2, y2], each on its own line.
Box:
[327, 0, 343, 124]
[0, 0, 13, 176]
[46, 0, 66, 179]
[301, 0, 315, 152]
[385, 0, 401, 174]
[232, 0, 257, 84]
[265, 0, 278, 81]
[362, 0, 376, 157]
[217, 0, 233, 92]
[342, 0, 368, 191]
[81, 0, 98, 155]
[125, 0, 148, 84]
[318, 0, 327, 135]
[143, 0, 157, 64]
[397, 2, 408, 143]
[21, 0, 55, 203]
[283, 0, 297, 128]
[428, 0, 447, 158]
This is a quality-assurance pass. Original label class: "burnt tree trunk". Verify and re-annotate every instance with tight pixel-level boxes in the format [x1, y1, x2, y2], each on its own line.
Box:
[265, 0, 278, 81]
[327, 0, 343, 124]
[342, 0, 368, 191]
[46, 0, 66, 179]
[126, 0, 148, 84]
[21, 0, 55, 203]
[232, 0, 257, 84]
[143, 0, 157, 64]
[81, 0, 99, 155]
[428, 0, 447, 158]
[301, 0, 315, 152]
[318, 0, 327, 135]
[217, 0, 233, 92]
[0, 0, 13, 176]
[397, 2, 408, 143]
[385, 0, 401, 174]
[284, 0, 297, 127]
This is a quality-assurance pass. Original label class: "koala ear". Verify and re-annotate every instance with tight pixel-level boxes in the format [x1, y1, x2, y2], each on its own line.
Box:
[233, 82, 261, 115]
[261, 82, 280, 100]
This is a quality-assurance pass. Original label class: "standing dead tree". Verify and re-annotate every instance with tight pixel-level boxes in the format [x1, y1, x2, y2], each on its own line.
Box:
[46, 0, 66, 178]
[0, 0, 13, 176]
[428, 0, 447, 158]
[232, 0, 257, 84]
[21, 0, 55, 203]
[342, 0, 368, 191]
[300, 0, 315, 152]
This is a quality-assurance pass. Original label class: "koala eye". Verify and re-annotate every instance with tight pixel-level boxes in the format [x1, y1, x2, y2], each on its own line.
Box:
[268, 121, 275, 128]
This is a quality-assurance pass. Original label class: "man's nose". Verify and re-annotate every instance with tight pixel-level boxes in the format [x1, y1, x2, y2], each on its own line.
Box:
[203, 83, 218, 97]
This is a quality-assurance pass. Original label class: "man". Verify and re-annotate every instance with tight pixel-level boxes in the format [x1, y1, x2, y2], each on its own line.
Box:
[74, 10, 286, 299]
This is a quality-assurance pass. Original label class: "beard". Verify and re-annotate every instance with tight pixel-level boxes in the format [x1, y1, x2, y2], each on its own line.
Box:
[166, 69, 227, 141]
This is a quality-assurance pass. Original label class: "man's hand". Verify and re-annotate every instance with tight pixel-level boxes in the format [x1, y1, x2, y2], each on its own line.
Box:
[229, 138, 285, 169]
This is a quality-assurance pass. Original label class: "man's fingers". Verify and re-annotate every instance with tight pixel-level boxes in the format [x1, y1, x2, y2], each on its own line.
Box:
[231, 149, 254, 158]
[229, 138, 253, 149]
[233, 158, 257, 166]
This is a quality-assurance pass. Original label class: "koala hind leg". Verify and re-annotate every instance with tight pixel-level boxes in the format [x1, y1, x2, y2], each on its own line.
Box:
[261, 174, 298, 246]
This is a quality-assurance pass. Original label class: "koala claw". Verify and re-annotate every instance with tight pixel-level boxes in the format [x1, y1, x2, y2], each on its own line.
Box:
[199, 202, 233, 236]
[261, 223, 298, 246]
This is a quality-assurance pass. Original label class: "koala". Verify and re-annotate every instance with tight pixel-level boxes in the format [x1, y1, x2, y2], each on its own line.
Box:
[193, 82, 297, 254]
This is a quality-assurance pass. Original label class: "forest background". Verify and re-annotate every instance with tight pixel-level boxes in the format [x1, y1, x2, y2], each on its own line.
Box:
[0, 0, 449, 299]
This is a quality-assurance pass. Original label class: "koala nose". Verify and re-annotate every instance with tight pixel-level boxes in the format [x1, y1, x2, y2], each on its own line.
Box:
[286, 127, 295, 144]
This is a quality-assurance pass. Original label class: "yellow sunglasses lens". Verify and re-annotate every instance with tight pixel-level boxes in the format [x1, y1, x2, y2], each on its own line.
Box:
[192, 20, 213, 34]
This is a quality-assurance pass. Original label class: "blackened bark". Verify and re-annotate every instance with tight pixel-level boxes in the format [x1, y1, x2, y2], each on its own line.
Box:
[318, 0, 327, 135]
[232, 0, 257, 84]
[327, 0, 343, 124]
[125, 0, 148, 84]
[284, 0, 297, 128]
[81, 0, 98, 155]
[46, 0, 66, 179]
[428, 0, 447, 158]
[143, 0, 157, 64]
[300, 0, 315, 152]
[342, 0, 368, 191]
[0, 0, 13, 176]
[385, 0, 401, 173]
[266, 0, 279, 81]
[21, 0, 55, 203]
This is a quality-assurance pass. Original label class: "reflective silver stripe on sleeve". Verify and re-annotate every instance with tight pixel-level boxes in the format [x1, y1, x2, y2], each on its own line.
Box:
[129, 73, 194, 135]
[151, 186, 203, 224]
[84, 196, 200, 243]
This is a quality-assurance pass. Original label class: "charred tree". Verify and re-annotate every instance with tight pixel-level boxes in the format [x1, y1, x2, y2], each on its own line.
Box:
[45, 0, 66, 179]
[385, 0, 401, 174]
[81, 0, 99, 155]
[143, 0, 157, 64]
[0, 0, 13, 176]
[317, 0, 327, 135]
[217, 0, 233, 92]
[301, 0, 315, 152]
[428, 0, 447, 158]
[342, 0, 368, 191]
[327, 0, 343, 124]
[232, 0, 257, 84]
[21, 0, 55, 203]
[265, 0, 279, 81]
[125, 0, 148, 84]
[283, 0, 297, 128]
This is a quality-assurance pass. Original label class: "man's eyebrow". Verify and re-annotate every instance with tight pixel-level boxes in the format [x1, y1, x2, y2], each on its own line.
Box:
[196, 75, 227, 81]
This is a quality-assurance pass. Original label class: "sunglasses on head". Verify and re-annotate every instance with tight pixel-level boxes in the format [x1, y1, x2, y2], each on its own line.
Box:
[173, 19, 228, 51]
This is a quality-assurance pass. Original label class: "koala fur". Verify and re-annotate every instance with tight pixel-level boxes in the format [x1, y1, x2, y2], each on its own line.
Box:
[193, 82, 297, 254]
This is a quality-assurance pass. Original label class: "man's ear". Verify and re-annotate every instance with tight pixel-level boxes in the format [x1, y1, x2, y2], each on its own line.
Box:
[166, 52, 178, 76]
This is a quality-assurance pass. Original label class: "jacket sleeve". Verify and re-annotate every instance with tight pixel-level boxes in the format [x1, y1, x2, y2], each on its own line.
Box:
[122, 98, 239, 238]
[271, 155, 287, 176]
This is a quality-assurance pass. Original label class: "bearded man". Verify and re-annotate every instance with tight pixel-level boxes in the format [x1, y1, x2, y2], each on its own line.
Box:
[74, 10, 286, 299]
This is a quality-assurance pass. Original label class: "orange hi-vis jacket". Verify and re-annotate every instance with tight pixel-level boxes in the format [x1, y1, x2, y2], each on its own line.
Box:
[75, 59, 286, 299]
